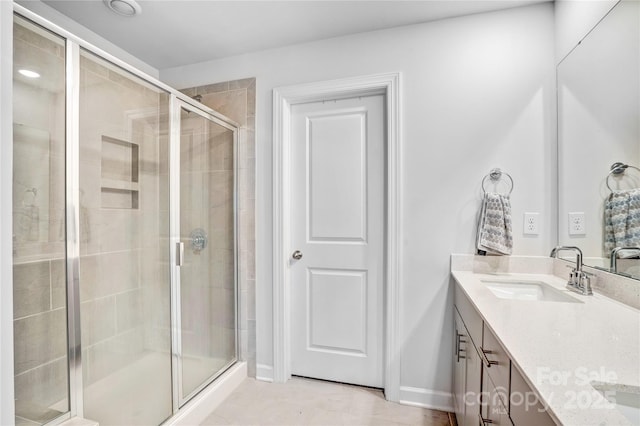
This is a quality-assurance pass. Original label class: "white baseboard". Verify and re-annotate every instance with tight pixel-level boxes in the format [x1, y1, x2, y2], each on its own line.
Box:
[398, 386, 454, 412]
[256, 363, 274, 382]
[166, 362, 247, 425]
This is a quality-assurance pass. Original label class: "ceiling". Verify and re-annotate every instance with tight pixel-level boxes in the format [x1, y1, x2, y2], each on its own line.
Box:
[29, 0, 548, 70]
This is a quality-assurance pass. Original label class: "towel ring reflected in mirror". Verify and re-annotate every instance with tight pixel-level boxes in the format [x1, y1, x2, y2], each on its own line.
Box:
[606, 162, 640, 192]
[481, 167, 513, 196]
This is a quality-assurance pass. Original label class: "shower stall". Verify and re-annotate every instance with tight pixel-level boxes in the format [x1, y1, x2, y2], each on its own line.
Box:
[12, 8, 240, 426]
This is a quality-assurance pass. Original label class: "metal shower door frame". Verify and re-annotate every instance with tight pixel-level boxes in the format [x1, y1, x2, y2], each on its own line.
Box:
[169, 98, 240, 411]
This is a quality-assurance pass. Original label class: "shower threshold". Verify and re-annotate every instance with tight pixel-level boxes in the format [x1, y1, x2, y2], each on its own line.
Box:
[45, 353, 245, 426]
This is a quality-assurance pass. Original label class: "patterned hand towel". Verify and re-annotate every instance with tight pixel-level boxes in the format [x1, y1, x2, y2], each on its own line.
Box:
[476, 192, 513, 255]
[604, 188, 640, 256]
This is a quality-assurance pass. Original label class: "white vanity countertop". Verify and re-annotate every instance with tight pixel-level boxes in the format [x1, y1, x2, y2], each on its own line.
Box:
[451, 270, 640, 426]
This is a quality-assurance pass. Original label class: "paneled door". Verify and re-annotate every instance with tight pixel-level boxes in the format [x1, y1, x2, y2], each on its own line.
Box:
[290, 95, 385, 387]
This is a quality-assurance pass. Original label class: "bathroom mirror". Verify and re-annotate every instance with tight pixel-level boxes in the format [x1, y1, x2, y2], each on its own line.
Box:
[557, 0, 640, 278]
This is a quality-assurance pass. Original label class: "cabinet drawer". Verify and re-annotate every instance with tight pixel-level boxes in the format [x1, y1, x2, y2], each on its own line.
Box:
[510, 366, 556, 426]
[481, 323, 510, 407]
[455, 283, 482, 346]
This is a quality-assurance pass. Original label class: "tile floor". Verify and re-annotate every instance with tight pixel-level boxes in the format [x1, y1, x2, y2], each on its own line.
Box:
[201, 377, 454, 425]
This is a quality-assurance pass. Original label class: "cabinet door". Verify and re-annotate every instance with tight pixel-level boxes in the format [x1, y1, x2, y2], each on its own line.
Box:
[463, 345, 483, 426]
[453, 310, 468, 423]
[481, 372, 512, 426]
[510, 366, 555, 426]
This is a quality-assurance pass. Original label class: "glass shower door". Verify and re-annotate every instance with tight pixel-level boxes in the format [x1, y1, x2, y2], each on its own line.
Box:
[174, 101, 237, 405]
[78, 50, 173, 425]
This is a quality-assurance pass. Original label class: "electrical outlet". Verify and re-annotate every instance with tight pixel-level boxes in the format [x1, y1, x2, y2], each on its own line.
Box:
[568, 212, 586, 235]
[524, 212, 539, 235]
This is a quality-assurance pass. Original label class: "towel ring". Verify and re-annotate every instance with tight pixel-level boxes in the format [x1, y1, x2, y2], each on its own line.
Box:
[606, 162, 640, 192]
[481, 168, 513, 196]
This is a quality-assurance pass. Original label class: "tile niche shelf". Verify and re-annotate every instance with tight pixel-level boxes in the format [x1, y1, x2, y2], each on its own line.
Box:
[100, 135, 139, 209]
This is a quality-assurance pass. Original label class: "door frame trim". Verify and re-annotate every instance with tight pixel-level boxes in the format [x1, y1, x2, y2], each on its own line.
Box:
[272, 72, 402, 400]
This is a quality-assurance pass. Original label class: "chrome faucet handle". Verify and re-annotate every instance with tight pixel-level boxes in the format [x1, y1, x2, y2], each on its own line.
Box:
[565, 269, 594, 296]
[569, 269, 580, 287]
[576, 271, 594, 295]
[564, 265, 586, 285]
[550, 245, 592, 294]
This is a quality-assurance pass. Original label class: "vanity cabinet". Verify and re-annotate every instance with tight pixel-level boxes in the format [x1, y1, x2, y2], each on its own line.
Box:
[453, 282, 556, 426]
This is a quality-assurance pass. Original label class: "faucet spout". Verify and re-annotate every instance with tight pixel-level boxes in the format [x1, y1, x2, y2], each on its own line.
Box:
[550, 245, 583, 272]
[610, 246, 640, 273]
[550, 246, 592, 295]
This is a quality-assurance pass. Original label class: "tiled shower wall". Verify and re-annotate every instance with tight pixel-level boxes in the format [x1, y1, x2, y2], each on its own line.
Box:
[181, 78, 257, 376]
[13, 259, 68, 421]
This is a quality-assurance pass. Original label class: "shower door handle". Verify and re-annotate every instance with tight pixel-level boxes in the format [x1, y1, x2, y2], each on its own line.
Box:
[176, 242, 185, 266]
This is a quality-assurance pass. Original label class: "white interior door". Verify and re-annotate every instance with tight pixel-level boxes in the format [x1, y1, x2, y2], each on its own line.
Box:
[290, 94, 385, 388]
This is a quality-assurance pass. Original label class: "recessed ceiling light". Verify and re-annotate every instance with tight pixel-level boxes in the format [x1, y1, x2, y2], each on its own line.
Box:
[18, 69, 40, 79]
[103, 0, 141, 17]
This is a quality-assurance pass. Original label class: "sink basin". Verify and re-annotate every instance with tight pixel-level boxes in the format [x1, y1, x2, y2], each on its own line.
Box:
[592, 382, 640, 424]
[480, 279, 582, 303]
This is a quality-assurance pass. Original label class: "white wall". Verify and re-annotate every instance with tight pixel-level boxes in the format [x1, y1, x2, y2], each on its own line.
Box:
[0, 1, 14, 424]
[555, 0, 619, 63]
[162, 3, 556, 406]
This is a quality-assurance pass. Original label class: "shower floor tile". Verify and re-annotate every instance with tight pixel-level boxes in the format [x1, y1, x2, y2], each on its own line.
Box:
[200, 377, 454, 426]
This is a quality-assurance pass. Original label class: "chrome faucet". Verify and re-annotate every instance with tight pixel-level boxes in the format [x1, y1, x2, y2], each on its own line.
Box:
[550, 246, 593, 295]
[610, 247, 640, 273]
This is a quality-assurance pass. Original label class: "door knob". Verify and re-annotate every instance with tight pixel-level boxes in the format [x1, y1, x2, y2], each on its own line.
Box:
[292, 250, 303, 260]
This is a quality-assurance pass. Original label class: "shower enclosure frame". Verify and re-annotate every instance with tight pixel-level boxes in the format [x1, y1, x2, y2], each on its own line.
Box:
[13, 4, 241, 424]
